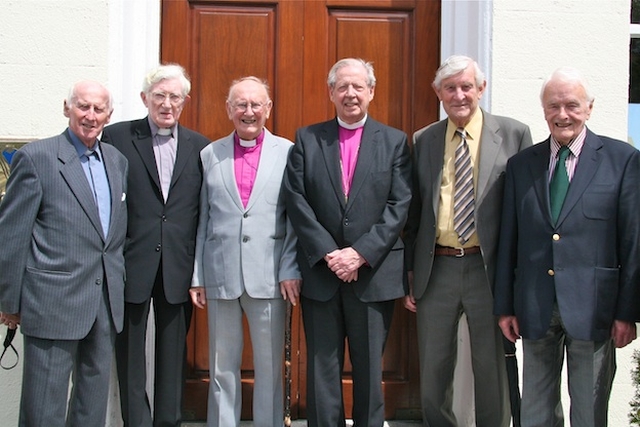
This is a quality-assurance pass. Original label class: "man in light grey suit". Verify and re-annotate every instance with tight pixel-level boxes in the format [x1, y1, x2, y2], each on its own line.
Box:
[403, 55, 532, 426]
[0, 80, 128, 427]
[190, 77, 301, 427]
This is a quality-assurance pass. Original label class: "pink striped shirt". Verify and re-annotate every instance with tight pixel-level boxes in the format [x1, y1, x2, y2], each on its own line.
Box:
[548, 126, 587, 183]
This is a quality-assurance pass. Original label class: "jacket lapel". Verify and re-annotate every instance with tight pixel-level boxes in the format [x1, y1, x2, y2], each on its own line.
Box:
[132, 119, 162, 194]
[476, 111, 501, 205]
[168, 124, 194, 194]
[101, 142, 124, 245]
[555, 130, 602, 226]
[528, 139, 554, 224]
[58, 132, 104, 240]
[426, 121, 447, 216]
[346, 120, 377, 209]
[245, 130, 277, 211]
[218, 134, 244, 211]
[319, 120, 346, 208]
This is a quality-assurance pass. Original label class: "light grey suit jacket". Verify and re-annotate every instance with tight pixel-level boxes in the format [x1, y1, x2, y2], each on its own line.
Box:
[192, 129, 300, 299]
[404, 110, 532, 298]
[0, 130, 128, 339]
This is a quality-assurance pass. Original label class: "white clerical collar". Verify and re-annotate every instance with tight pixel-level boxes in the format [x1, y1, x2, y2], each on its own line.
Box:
[239, 138, 257, 147]
[157, 127, 172, 136]
[337, 115, 367, 130]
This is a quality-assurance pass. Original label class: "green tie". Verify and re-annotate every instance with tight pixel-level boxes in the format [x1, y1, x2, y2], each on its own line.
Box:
[549, 146, 570, 224]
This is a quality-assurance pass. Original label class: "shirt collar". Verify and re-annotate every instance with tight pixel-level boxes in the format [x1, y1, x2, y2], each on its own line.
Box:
[550, 126, 587, 158]
[148, 117, 177, 137]
[337, 115, 367, 130]
[234, 129, 265, 148]
[446, 108, 483, 143]
[68, 128, 101, 159]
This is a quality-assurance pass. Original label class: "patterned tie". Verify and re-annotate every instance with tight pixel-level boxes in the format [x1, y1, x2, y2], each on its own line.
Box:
[549, 145, 571, 224]
[453, 128, 475, 244]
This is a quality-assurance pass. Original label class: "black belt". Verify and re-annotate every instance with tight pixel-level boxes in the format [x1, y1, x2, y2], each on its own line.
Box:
[434, 245, 481, 257]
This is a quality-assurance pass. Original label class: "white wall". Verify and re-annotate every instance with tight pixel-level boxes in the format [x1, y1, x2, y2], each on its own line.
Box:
[491, 0, 630, 142]
[0, 0, 637, 426]
[0, 0, 110, 140]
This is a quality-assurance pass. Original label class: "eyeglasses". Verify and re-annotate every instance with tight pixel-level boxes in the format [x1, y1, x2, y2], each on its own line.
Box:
[150, 92, 185, 106]
[232, 102, 269, 113]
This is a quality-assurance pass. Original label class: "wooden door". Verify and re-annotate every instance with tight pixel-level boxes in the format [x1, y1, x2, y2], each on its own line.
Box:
[161, 0, 440, 421]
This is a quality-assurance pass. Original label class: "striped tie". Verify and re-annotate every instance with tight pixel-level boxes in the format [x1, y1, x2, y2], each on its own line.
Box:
[453, 128, 475, 244]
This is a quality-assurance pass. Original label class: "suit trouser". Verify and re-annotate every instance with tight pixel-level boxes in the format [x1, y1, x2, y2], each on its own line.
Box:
[302, 285, 395, 427]
[416, 252, 510, 427]
[521, 307, 615, 427]
[205, 292, 286, 427]
[115, 268, 192, 427]
[20, 284, 115, 427]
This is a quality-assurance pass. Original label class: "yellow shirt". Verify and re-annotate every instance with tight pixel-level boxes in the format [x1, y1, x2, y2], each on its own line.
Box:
[435, 109, 482, 248]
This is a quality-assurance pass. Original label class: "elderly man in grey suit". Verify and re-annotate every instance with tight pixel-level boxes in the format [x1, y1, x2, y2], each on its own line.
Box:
[494, 67, 640, 426]
[403, 55, 532, 426]
[190, 76, 301, 427]
[0, 80, 128, 427]
[102, 64, 210, 427]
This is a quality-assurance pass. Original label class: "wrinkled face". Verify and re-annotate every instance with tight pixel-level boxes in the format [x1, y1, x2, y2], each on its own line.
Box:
[141, 78, 188, 129]
[63, 81, 112, 147]
[226, 79, 272, 140]
[434, 65, 485, 128]
[542, 79, 593, 146]
[329, 64, 375, 124]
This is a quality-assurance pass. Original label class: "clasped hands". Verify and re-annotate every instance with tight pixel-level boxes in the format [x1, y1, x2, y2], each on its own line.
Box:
[325, 247, 365, 283]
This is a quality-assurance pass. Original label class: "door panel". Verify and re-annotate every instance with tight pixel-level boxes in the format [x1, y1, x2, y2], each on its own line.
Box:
[161, 0, 440, 421]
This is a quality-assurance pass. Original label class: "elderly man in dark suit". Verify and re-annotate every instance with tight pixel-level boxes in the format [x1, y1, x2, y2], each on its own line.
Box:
[0, 80, 128, 426]
[284, 57, 412, 427]
[102, 64, 210, 427]
[403, 55, 532, 426]
[494, 67, 640, 426]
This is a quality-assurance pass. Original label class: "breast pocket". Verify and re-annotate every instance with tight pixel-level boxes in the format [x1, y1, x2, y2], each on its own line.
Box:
[582, 184, 615, 220]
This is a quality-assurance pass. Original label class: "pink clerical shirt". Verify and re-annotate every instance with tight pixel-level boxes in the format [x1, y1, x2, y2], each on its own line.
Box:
[338, 126, 363, 198]
[234, 130, 265, 207]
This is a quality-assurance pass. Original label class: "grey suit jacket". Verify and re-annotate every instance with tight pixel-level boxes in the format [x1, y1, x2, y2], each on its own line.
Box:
[494, 130, 640, 341]
[102, 118, 210, 304]
[192, 129, 300, 299]
[404, 109, 532, 298]
[0, 130, 128, 339]
[284, 117, 412, 303]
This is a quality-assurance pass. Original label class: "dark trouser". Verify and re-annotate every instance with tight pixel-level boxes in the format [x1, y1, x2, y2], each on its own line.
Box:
[115, 267, 192, 427]
[302, 285, 394, 427]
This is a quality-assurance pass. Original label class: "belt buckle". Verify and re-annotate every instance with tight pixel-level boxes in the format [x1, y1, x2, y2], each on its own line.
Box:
[455, 247, 465, 257]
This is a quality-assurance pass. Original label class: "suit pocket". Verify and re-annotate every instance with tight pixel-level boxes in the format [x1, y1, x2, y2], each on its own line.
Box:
[582, 185, 615, 220]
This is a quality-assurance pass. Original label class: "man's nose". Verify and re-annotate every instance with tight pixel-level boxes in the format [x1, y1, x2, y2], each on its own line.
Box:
[453, 87, 465, 100]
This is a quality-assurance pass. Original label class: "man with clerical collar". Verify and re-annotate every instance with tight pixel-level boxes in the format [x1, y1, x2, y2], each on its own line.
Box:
[403, 55, 532, 427]
[284, 58, 412, 426]
[102, 64, 210, 427]
[190, 76, 301, 427]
